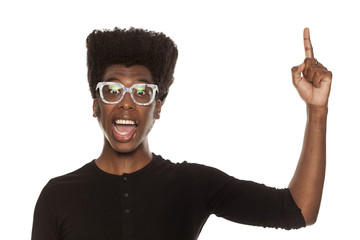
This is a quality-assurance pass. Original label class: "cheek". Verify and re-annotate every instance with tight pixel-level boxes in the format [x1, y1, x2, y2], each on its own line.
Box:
[141, 106, 157, 133]
[97, 105, 112, 128]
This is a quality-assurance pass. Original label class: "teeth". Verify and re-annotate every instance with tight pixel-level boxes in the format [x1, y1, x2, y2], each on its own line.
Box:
[115, 119, 136, 125]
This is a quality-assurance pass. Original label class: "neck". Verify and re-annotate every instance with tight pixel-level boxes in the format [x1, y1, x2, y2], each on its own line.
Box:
[95, 137, 153, 175]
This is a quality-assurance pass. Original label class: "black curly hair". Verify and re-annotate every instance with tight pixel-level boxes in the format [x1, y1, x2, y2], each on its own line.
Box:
[86, 27, 178, 104]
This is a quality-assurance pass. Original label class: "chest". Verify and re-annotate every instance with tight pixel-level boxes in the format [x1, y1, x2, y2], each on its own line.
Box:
[57, 177, 203, 240]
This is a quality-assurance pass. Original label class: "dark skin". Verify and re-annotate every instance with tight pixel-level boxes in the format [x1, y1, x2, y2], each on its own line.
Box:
[93, 64, 162, 175]
[93, 28, 332, 226]
[289, 28, 332, 225]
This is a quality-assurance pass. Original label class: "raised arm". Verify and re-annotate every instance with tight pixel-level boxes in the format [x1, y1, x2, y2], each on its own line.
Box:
[289, 28, 332, 226]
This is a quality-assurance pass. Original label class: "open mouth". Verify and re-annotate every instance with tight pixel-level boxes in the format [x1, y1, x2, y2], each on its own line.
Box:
[113, 119, 137, 142]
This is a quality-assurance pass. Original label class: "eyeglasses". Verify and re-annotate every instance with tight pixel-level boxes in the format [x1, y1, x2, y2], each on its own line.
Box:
[96, 82, 159, 106]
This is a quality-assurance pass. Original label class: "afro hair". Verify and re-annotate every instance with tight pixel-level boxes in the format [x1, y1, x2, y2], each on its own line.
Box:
[86, 27, 178, 104]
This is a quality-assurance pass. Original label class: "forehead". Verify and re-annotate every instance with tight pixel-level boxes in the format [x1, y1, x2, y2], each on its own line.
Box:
[102, 64, 154, 84]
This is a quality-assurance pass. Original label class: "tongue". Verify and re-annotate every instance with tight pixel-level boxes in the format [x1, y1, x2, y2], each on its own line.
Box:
[115, 124, 136, 135]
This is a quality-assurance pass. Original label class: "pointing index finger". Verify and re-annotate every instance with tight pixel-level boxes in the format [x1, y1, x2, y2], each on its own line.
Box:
[303, 28, 314, 58]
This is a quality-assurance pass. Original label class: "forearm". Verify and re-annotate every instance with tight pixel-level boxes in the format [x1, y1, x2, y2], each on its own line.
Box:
[289, 105, 327, 226]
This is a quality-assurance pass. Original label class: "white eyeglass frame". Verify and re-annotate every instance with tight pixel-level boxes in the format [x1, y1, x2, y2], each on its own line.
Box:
[96, 82, 159, 106]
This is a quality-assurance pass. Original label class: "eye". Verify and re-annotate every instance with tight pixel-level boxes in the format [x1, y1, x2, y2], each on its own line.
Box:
[134, 85, 147, 96]
[108, 85, 122, 94]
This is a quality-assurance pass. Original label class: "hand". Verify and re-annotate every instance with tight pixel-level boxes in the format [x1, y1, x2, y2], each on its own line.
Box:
[291, 28, 332, 108]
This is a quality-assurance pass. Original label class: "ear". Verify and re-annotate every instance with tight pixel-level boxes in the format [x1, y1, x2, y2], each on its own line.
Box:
[93, 99, 98, 117]
[155, 99, 162, 119]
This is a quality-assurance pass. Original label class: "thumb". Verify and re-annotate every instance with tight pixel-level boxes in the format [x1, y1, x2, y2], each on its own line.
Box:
[291, 62, 305, 87]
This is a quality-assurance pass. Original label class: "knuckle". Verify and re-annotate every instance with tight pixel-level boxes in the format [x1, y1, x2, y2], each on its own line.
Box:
[328, 71, 333, 78]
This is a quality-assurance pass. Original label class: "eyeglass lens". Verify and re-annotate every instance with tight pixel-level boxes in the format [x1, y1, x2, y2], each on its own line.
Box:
[102, 84, 155, 104]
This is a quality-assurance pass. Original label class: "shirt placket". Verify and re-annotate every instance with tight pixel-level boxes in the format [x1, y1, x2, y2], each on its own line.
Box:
[121, 174, 133, 239]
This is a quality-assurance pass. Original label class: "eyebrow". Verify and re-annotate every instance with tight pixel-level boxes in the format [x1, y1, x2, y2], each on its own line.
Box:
[104, 77, 151, 84]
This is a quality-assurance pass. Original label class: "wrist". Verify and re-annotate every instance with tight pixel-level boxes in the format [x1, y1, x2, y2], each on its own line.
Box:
[306, 104, 328, 124]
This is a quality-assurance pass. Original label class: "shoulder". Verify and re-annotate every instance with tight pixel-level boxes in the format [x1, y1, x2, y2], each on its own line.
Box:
[40, 161, 98, 197]
[153, 154, 232, 182]
[51, 160, 95, 181]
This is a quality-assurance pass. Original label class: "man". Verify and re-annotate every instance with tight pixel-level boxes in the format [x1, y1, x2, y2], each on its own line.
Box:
[31, 27, 332, 239]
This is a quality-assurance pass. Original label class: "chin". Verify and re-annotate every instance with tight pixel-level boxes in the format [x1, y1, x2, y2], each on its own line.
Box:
[107, 135, 148, 155]
[113, 144, 139, 154]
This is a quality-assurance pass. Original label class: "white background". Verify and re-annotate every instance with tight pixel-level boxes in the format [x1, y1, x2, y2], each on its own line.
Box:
[1, 0, 359, 239]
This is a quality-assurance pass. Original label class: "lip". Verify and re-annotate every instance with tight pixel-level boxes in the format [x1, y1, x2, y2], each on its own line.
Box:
[111, 114, 139, 143]
[112, 123, 137, 142]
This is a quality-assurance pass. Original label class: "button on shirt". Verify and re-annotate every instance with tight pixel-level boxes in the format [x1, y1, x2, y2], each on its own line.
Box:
[31, 154, 305, 240]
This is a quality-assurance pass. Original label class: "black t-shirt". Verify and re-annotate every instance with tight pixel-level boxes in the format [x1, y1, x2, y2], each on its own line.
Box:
[31, 154, 305, 240]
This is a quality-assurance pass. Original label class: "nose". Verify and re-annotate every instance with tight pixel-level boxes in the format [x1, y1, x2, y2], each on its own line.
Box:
[118, 92, 136, 110]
